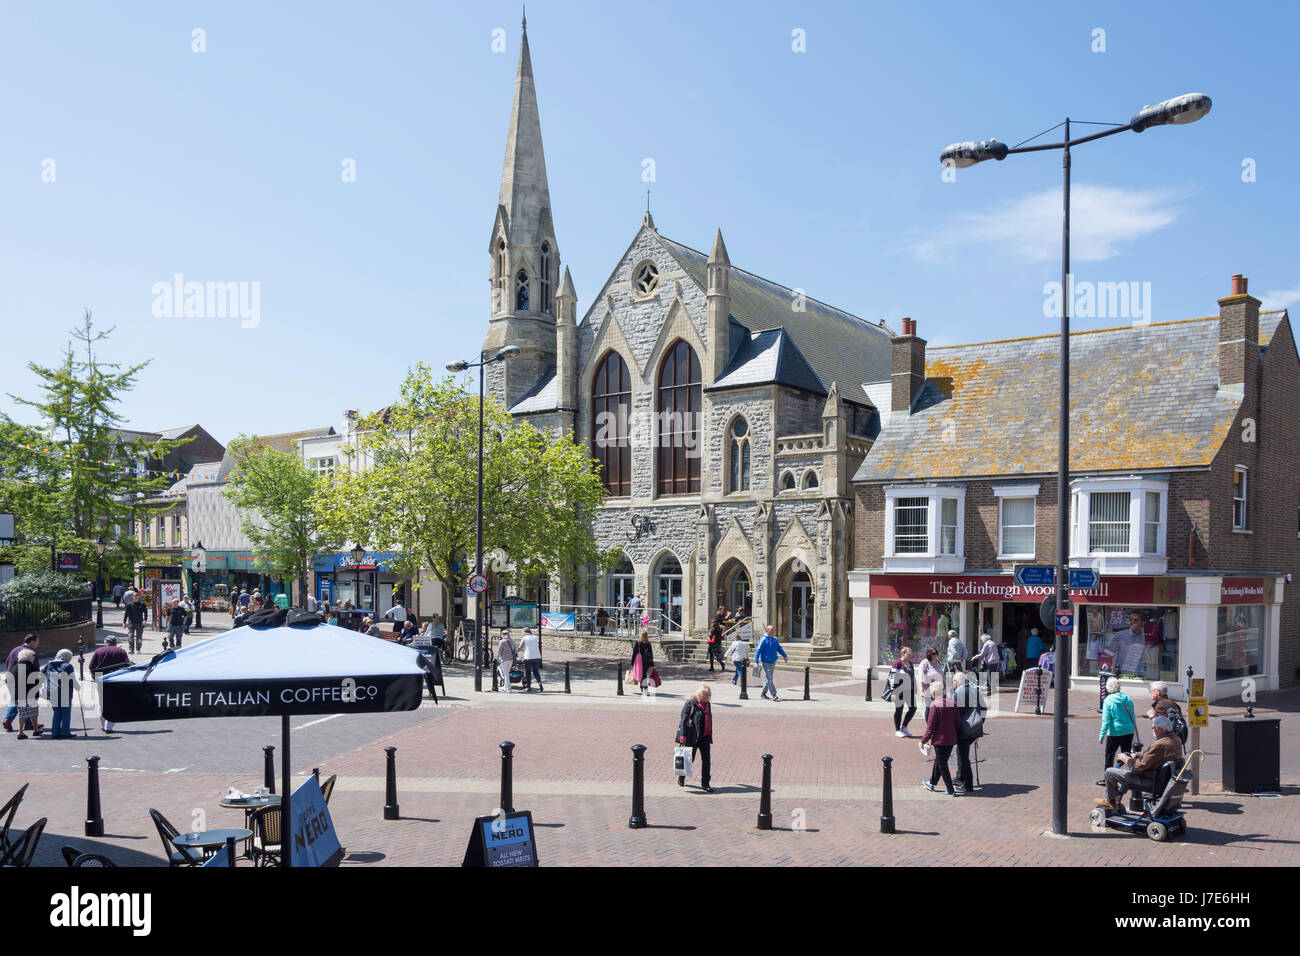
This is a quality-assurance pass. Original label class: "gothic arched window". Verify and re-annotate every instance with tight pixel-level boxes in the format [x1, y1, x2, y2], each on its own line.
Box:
[656, 339, 701, 495]
[515, 270, 529, 312]
[540, 243, 552, 315]
[495, 240, 506, 312]
[728, 416, 751, 493]
[803, 470, 819, 490]
[592, 351, 631, 496]
[781, 472, 796, 492]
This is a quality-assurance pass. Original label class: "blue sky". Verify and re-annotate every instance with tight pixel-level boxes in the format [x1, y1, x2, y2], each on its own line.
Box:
[2, 0, 1296, 444]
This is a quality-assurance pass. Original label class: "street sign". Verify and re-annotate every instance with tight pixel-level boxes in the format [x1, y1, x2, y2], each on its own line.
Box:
[468, 573, 488, 594]
[1188, 697, 1209, 728]
[1039, 594, 1071, 629]
[1068, 568, 1100, 590]
[1014, 565, 1055, 588]
[1054, 609, 1074, 637]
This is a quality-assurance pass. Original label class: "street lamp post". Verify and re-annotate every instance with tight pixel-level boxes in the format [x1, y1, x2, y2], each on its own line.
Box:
[351, 543, 366, 627]
[940, 92, 1210, 835]
[447, 345, 521, 692]
[193, 541, 206, 629]
[93, 538, 107, 630]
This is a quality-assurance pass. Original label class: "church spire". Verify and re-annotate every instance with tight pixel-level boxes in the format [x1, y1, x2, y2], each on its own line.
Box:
[499, 13, 552, 245]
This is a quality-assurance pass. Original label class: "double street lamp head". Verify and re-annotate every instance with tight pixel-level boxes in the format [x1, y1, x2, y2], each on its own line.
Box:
[939, 92, 1211, 166]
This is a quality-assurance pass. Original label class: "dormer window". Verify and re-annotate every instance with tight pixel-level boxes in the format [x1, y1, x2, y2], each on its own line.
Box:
[540, 243, 552, 315]
[515, 270, 529, 312]
[634, 261, 659, 296]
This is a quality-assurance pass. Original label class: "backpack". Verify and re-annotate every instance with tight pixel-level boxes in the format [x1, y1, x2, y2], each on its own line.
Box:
[954, 686, 986, 740]
[1165, 704, 1189, 745]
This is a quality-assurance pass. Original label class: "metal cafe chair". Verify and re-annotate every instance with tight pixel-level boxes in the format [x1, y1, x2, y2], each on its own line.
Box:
[0, 817, 47, 868]
[0, 783, 29, 854]
[148, 808, 204, 867]
[319, 774, 337, 805]
[249, 804, 283, 867]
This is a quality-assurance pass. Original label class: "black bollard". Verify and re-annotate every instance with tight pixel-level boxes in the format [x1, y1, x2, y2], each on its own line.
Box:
[864, 665, 872, 702]
[499, 741, 515, 814]
[225, 835, 236, 867]
[756, 753, 774, 830]
[84, 755, 104, 837]
[76, 639, 85, 682]
[312, 767, 320, 784]
[263, 745, 276, 794]
[740, 660, 749, 700]
[564, 661, 571, 694]
[383, 746, 399, 820]
[617, 662, 624, 696]
[803, 666, 811, 701]
[880, 756, 896, 834]
[628, 744, 647, 829]
[492, 660, 499, 692]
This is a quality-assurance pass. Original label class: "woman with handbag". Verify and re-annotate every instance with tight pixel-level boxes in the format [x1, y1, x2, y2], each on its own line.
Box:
[1097, 676, 1138, 785]
[919, 646, 944, 720]
[631, 630, 655, 693]
[889, 647, 918, 738]
[676, 684, 714, 792]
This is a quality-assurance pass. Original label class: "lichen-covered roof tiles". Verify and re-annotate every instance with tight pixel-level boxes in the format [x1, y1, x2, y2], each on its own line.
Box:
[854, 316, 1266, 483]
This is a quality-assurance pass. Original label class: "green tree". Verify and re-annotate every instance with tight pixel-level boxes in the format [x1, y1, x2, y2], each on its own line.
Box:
[0, 312, 185, 582]
[223, 438, 343, 608]
[314, 364, 613, 631]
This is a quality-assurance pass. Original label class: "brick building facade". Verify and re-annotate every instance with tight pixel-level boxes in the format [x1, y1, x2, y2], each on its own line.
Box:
[849, 276, 1298, 701]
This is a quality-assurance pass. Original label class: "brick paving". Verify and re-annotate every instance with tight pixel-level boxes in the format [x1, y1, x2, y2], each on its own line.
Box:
[5, 663, 1297, 866]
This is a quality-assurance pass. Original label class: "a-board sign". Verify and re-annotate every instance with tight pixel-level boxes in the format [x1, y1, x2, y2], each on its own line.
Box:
[462, 810, 539, 868]
[1187, 697, 1209, 728]
[1014, 667, 1051, 713]
[461, 619, 477, 643]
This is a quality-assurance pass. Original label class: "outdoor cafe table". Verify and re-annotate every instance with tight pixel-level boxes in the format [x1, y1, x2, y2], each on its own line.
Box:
[218, 795, 281, 856]
[172, 828, 253, 861]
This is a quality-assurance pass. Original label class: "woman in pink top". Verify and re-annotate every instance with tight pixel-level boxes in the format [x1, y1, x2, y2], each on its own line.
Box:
[919, 646, 944, 720]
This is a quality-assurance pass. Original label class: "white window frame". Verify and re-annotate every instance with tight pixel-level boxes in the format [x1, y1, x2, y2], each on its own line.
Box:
[311, 456, 336, 479]
[1069, 476, 1168, 575]
[1232, 466, 1248, 531]
[994, 483, 1040, 560]
[883, 485, 966, 572]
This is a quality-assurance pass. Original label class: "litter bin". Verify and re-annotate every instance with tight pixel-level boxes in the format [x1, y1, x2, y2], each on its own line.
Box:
[1221, 715, 1280, 793]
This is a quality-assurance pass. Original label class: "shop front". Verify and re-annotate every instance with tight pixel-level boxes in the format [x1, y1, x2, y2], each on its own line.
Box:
[183, 551, 291, 609]
[313, 551, 402, 615]
[848, 571, 1284, 701]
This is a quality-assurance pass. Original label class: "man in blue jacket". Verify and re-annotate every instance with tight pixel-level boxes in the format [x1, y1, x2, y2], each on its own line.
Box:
[754, 625, 788, 702]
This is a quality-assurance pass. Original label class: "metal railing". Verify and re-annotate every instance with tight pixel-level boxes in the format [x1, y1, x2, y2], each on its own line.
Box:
[539, 604, 672, 641]
[0, 596, 93, 632]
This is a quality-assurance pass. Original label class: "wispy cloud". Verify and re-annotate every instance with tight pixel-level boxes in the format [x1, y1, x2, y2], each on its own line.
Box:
[898, 184, 1194, 264]
[1261, 284, 1300, 311]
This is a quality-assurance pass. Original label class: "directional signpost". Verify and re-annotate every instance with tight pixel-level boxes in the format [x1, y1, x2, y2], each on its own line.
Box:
[1068, 568, 1100, 590]
[1014, 565, 1056, 588]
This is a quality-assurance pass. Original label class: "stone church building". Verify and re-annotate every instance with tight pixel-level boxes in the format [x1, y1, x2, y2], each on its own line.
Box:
[481, 20, 893, 648]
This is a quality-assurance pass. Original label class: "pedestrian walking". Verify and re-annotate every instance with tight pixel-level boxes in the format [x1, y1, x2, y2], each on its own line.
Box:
[754, 624, 787, 701]
[517, 627, 543, 692]
[595, 605, 608, 635]
[921, 685, 961, 796]
[41, 650, 78, 739]
[90, 637, 130, 733]
[121, 584, 138, 626]
[111, 583, 124, 608]
[944, 629, 967, 674]
[706, 619, 725, 672]
[919, 646, 944, 720]
[971, 633, 1000, 695]
[952, 672, 987, 792]
[11, 648, 42, 739]
[3, 634, 40, 732]
[888, 647, 918, 737]
[675, 684, 715, 792]
[123, 599, 147, 654]
[238, 588, 251, 611]
[630, 629, 655, 693]
[725, 631, 749, 685]
[165, 601, 187, 649]
[383, 597, 407, 624]
[1097, 676, 1137, 786]
[496, 629, 517, 693]
[180, 593, 195, 634]
[306, 592, 317, 613]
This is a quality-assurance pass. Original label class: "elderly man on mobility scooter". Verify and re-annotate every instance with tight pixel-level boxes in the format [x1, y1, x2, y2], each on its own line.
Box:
[1097, 715, 1183, 811]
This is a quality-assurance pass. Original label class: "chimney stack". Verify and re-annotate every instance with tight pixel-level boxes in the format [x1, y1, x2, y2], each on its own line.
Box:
[1218, 273, 1260, 402]
[891, 317, 926, 415]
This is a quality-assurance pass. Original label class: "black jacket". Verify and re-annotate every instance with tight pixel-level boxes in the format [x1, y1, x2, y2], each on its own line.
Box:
[124, 602, 147, 626]
[676, 698, 713, 747]
[631, 641, 653, 670]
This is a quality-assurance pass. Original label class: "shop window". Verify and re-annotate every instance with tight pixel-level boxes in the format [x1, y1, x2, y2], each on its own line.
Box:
[1079, 605, 1179, 681]
[1216, 605, 1264, 680]
[881, 600, 959, 665]
[1232, 467, 1248, 530]
[999, 497, 1036, 557]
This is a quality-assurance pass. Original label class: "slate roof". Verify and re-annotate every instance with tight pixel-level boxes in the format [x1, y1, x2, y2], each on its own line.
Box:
[708, 327, 827, 395]
[508, 368, 559, 414]
[658, 235, 895, 394]
[203, 427, 336, 482]
[853, 315, 1286, 483]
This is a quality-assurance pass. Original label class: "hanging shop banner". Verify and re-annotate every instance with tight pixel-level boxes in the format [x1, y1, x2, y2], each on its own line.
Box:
[541, 611, 575, 631]
[56, 553, 83, 573]
[868, 573, 1185, 606]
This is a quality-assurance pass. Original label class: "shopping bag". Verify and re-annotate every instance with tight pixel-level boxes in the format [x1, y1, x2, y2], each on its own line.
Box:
[751, 663, 763, 680]
[631, 657, 644, 683]
[673, 745, 693, 777]
[650, 668, 662, 688]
